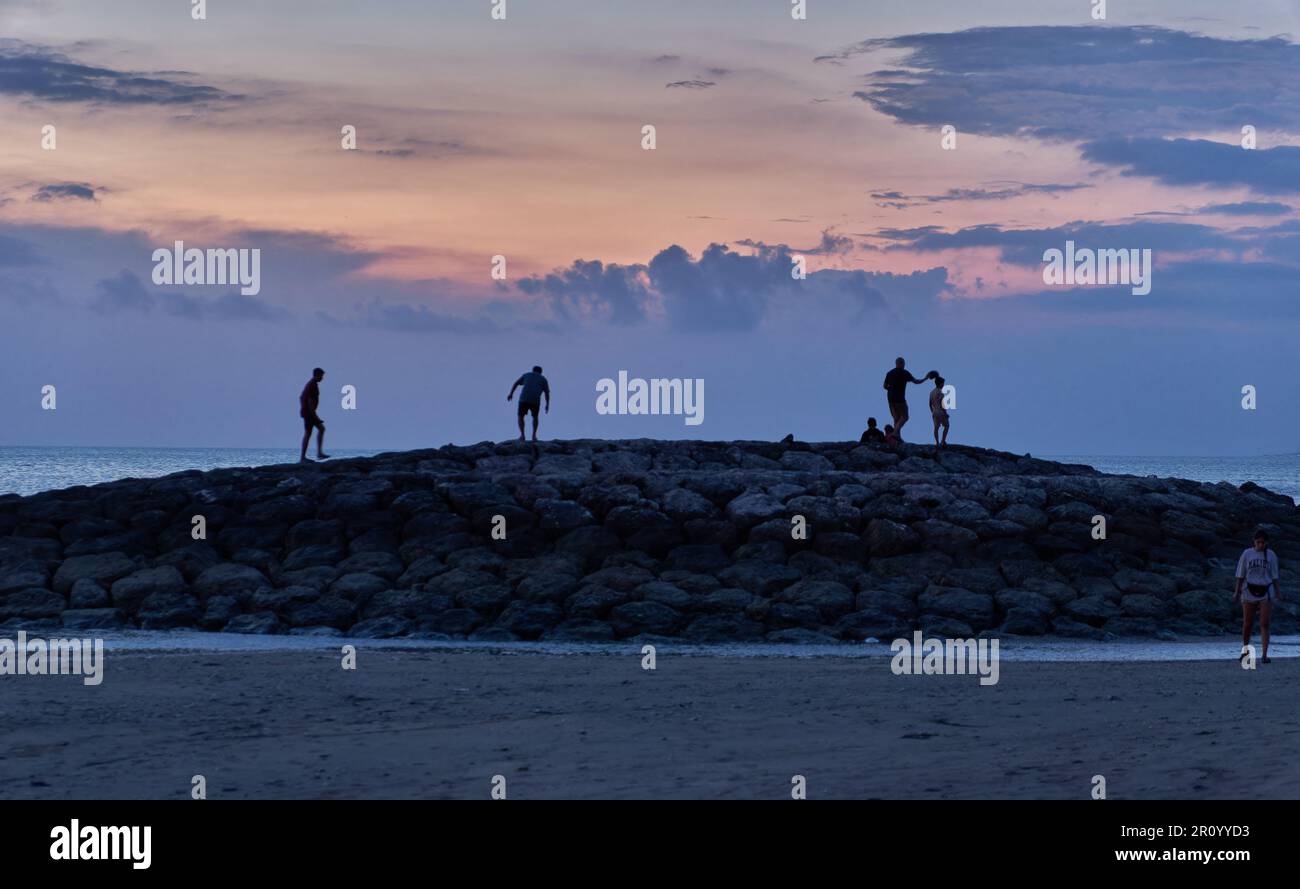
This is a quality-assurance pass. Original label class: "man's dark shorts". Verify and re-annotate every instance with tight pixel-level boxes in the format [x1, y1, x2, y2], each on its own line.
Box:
[303, 415, 325, 433]
[888, 400, 909, 421]
[517, 401, 540, 419]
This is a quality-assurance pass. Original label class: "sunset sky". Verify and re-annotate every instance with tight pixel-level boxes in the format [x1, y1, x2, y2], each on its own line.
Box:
[2, 0, 1300, 454]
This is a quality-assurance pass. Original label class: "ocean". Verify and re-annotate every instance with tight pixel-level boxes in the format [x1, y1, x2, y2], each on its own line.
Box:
[0, 446, 381, 497]
[0, 445, 1295, 502]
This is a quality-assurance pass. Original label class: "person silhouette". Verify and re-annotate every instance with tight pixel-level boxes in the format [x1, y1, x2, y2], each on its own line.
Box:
[882, 357, 929, 441]
[299, 367, 330, 462]
[1234, 529, 1283, 663]
[860, 417, 885, 444]
[929, 376, 949, 448]
[508, 366, 550, 442]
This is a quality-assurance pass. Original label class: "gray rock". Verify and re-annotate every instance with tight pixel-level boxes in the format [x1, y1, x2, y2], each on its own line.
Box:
[61, 608, 127, 630]
[1120, 594, 1169, 619]
[336, 551, 404, 581]
[69, 578, 109, 609]
[776, 580, 855, 621]
[1113, 569, 1180, 600]
[863, 518, 921, 556]
[579, 566, 655, 592]
[682, 613, 765, 642]
[914, 519, 979, 553]
[918, 586, 996, 627]
[664, 544, 730, 574]
[994, 588, 1054, 616]
[0, 589, 66, 619]
[329, 572, 390, 601]
[534, 499, 596, 534]
[194, 563, 270, 600]
[544, 619, 615, 641]
[725, 492, 785, 529]
[362, 589, 449, 621]
[695, 588, 760, 614]
[661, 488, 717, 522]
[611, 601, 683, 636]
[1000, 608, 1048, 635]
[224, 613, 285, 635]
[1050, 616, 1109, 640]
[52, 552, 136, 594]
[110, 566, 187, 612]
[431, 609, 483, 635]
[0, 564, 48, 596]
[717, 561, 801, 596]
[201, 596, 241, 629]
[1064, 596, 1121, 626]
[495, 602, 563, 638]
[137, 592, 201, 629]
[348, 616, 414, 638]
[637, 581, 693, 610]
[918, 616, 975, 638]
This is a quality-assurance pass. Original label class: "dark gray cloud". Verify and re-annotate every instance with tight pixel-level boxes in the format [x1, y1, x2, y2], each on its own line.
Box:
[874, 219, 1243, 266]
[842, 26, 1300, 142]
[0, 39, 235, 105]
[91, 269, 289, 321]
[1198, 201, 1292, 216]
[1080, 138, 1300, 195]
[871, 182, 1089, 209]
[735, 230, 856, 256]
[362, 136, 487, 160]
[516, 238, 933, 332]
[516, 258, 651, 326]
[666, 80, 715, 90]
[31, 181, 99, 202]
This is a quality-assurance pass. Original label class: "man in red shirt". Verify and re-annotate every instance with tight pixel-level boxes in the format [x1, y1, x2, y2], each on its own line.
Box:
[299, 367, 330, 462]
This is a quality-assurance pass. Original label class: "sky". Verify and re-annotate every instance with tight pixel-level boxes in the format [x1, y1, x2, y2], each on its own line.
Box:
[1, 0, 1299, 455]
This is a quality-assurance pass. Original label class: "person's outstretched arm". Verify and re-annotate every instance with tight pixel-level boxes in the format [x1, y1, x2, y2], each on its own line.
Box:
[544, 379, 551, 413]
[507, 377, 521, 401]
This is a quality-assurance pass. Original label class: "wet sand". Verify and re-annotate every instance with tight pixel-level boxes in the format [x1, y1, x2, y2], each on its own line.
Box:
[2, 646, 1296, 799]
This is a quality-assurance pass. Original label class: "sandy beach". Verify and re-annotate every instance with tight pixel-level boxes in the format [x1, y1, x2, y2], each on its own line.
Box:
[2, 642, 1296, 800]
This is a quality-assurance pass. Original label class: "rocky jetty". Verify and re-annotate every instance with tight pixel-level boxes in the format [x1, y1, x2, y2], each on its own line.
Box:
[1, 440, 1296, 643]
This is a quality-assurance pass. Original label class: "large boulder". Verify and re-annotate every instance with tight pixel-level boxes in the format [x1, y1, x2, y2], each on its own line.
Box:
[52, 552, 136, 594]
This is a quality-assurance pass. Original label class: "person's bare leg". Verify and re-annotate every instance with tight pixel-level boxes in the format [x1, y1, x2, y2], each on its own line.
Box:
[941, 420, 949, 447]
[933, 418, 940, 447]
[531, 413, 539, 442]
[1241, 601, 1255, 652]
[887, 404, 909, 441]
[517, 413, 525, 442]
[1260, 599, 1272, 660]
[316, 427, 330, 459]
[300, 430, 311, 462]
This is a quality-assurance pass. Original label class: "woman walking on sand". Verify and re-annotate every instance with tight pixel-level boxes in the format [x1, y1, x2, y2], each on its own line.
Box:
[1234, 529, 1283, 663]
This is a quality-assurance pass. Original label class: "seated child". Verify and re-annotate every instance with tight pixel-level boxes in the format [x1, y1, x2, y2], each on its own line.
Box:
[860, 416, 885, 444]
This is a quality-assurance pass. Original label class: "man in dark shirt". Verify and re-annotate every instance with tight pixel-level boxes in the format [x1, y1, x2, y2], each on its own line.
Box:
[299, 367, 330, 462]
[860, 416, 885, 444]
[882, 357, 928, 441]
[507, 365, 550, 442]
